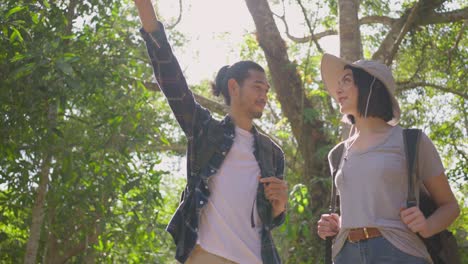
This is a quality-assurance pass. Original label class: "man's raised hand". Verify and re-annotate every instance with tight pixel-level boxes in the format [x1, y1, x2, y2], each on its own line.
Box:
[134, 0, 160, 33]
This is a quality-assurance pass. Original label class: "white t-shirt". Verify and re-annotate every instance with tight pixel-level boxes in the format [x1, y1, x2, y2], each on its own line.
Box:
[197, 126, 262, 264]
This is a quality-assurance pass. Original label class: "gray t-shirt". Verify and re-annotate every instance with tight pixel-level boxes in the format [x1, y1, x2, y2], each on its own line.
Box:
[331, 126, 444, 263]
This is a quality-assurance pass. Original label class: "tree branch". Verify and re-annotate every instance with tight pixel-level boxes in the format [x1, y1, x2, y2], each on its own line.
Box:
[143, 81, 228, 115]
[281, 15, 397, 44]
[372, 1, 467, 63]
[372, 3, 415, 63]
[296, 0, 323, 53]
[272, 1, 338, 44]
[165, 0, 183, 30]
[384, 2, 421, 65]
[359, 15, 397, 26]
[448, 20, 466, 66]
[58, 227, 99, 264]
[285, 29, 338, 43]
[397, 81, 468, 99]
[154, 143, 186, 154]
[418, 7, 468, 25]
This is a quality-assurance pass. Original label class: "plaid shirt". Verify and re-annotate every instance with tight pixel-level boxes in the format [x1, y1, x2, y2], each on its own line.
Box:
[141, 23, 285, 264]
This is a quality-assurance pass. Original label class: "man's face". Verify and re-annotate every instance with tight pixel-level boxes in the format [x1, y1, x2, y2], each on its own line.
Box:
[237, 70, 270, 119]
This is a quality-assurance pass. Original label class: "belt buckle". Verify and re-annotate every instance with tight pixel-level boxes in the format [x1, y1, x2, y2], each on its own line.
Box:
[363, 227, 370, 239]
[348, 228, 369, 243]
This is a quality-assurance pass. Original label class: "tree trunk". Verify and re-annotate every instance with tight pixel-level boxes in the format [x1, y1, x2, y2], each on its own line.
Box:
[245, 0, 330, 261]
[338, 0, 362, 61]
[338, 0, 363, 138]
[24, 151, 52, 263]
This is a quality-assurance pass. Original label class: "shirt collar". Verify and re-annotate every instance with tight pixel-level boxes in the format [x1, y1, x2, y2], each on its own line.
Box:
[221, 114, 259, 135]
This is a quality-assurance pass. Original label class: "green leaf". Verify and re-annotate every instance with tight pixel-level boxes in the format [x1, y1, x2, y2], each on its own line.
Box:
[52, 128, 64, 138]
[56, 60, 74, 76]
[303, 108, 319, 123]
[31, 13, 40, 24]
[10, 53, 26, 62]
[65, 78, 81, 90]
[9, 27, 23, 43]
[159, 136, 170, 145]
[5, 6, 26, 19]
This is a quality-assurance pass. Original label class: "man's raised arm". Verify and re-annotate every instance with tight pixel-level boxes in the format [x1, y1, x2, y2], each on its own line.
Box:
[134, 0, 160, 33]
[133, 0, 211, 137]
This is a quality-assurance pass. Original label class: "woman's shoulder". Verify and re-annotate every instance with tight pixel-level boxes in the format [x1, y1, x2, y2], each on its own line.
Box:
[328, 141, 346, 164]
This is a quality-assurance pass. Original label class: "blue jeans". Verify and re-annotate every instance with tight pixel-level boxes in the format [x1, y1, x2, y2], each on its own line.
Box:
[334, 236, 429, 264]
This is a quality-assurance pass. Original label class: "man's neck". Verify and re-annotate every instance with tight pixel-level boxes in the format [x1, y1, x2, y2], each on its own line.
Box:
[229, 110, 253, 131]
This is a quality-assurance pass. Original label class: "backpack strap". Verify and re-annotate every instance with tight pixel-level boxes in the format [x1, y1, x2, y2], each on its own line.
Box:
[403, 128, 422, 208]
[325, 142, 345, 264]
[328, 142, 345, 213]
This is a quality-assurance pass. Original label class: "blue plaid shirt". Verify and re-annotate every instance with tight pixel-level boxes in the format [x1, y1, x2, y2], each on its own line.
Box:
[141, 23, 285, 264]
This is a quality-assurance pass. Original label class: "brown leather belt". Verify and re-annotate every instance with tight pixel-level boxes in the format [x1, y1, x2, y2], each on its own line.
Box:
[348, 227, 382, 243]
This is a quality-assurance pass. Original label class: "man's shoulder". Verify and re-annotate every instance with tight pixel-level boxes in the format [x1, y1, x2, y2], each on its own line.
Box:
[202, 115, 223, 131]
[257, 132, 284, 156]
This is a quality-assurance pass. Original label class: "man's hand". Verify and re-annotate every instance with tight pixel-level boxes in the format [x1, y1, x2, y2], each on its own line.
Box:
[134, 0, 160, 33]
[260, 177, 288, 218]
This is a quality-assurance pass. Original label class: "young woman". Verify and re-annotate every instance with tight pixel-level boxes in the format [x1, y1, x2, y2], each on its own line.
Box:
[316, 54, 459, 264]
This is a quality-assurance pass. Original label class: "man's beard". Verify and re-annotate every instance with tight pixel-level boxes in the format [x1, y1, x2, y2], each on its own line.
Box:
[251, 111, 263, 119]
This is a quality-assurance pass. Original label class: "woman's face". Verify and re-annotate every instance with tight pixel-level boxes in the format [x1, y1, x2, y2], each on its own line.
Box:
[334, 68, 358, 115]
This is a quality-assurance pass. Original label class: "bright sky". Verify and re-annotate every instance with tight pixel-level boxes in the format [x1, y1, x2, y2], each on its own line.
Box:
[157, 0, 340, 85]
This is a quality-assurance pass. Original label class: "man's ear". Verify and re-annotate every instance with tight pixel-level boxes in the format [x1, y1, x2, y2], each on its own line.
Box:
[228, 78, 239, 98]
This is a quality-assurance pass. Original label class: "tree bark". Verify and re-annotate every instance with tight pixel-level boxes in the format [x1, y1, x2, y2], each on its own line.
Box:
[337, 0, 363, 138]
[245, 0, 330, 260]
[23, 156, 51, 264]
[338, 0, 362, 61]
[24, 102, 55, 264]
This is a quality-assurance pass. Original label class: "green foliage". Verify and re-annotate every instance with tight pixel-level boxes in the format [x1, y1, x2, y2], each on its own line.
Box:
[276, 184, 315, 264]
[1, 0, 466, 263]
[0, 0, 177, 262]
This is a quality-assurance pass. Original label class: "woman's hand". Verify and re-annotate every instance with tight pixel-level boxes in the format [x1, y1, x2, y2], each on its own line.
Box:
[400, 206, 430, 237]
[317, 213, 340, 240]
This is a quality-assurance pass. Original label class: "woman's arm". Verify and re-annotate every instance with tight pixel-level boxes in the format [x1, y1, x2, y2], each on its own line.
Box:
[420, 173, 460, 237]
[401, 173, 460, 238]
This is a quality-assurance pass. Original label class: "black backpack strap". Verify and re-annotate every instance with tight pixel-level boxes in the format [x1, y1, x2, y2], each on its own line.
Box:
[325, 142, 345, 264]
[403, 128, 422, 208]
[328, 142, 345, 213]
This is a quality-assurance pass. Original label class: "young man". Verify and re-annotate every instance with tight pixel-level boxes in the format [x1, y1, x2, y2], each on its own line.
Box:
[134, 1, 288, 263]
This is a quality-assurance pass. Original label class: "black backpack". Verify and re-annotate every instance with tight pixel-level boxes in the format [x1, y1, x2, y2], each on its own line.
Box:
[404, 128, 461, 264]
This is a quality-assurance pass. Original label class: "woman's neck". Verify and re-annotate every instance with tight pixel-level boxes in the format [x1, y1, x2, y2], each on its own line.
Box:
[353, 116, 392, 136]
